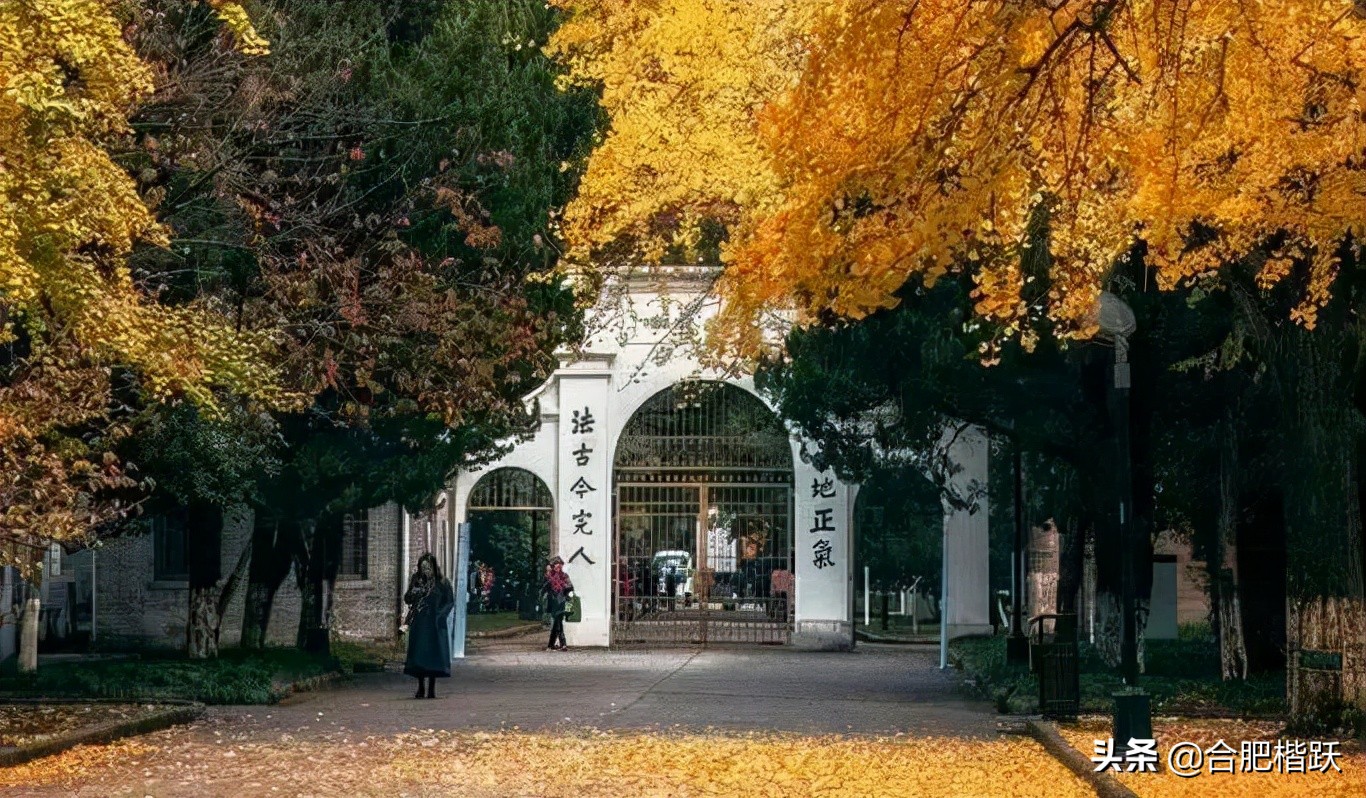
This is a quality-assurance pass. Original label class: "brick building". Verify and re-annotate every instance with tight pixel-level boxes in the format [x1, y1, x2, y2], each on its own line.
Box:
[93, 503, 411, 649]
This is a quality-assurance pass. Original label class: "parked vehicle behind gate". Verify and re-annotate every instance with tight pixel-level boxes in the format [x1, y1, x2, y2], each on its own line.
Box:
[652, 550, 694, 606]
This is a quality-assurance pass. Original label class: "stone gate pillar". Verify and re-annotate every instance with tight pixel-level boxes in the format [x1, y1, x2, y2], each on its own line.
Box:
[558, 364, 613, 647]
[793, 459, 854, 650]
[941, 423, 993, 640]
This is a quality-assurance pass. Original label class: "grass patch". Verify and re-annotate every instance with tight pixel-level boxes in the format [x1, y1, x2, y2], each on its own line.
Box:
[467, 611, 538, 635]
[0, 647, 338, 705]
[949, 635, 1286, 717]
[331, 638, 404, 673]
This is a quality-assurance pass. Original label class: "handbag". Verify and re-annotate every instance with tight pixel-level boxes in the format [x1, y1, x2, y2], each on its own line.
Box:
[565, 595, 582, 623]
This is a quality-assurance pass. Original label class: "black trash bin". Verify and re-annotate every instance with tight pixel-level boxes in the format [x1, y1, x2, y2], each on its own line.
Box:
[1030, 613, 1080, 720]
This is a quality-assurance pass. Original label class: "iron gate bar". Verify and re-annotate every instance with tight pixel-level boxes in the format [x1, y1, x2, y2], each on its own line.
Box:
[612, 381, 796, 648]
[468, 468, 554, 510]
[612, 382, 796, 647]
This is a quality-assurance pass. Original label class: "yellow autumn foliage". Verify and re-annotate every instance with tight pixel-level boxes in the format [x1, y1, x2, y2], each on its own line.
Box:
[1, 0, 274, 403]
[0, 719, 1360, 797]
[0, 0, 272, 556]
[552, 1, 1366, 357]
[547, 0, 812, 279]
[205, 0, 271, 55]
[1059, 719, 1366, 798]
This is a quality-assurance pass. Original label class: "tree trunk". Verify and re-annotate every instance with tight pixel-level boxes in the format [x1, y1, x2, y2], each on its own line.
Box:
[17, 582, 38, 674]
[1030, 521, 1060, 623]
[188, 587, 217, 659]
[1214, 419, 1249, 680]
[1056, 512, 1087, 624]
[185, 536, 254, 658]
[186, 501, 223, 660]
[1094, 591, 1122, 666]
[215, 537, 253, 650]
[295, 514, 341, 655]
[241, 514, 297, 650]
[1280, 340, 1366, 722]
[1080, 433, 1127, 667]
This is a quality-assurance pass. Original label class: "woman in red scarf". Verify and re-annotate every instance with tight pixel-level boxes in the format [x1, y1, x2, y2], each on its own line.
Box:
[540, 556, 575, 651]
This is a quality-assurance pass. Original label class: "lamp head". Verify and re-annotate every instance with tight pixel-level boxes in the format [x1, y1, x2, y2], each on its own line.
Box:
[1094, 291, 1137, 340]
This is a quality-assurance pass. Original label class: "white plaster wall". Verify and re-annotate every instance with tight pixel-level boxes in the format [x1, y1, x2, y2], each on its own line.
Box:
[557, 369, 613, 646]
[451, 414, 561, 556]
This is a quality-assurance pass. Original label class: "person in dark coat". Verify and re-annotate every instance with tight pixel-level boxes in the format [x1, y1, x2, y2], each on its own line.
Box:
[540, 556, 575, 651]
[403, 553, 455, 698]
[740, 534, 769, 602]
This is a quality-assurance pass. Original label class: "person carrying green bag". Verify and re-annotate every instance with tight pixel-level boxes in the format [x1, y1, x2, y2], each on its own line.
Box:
[540, 556, 576, 651]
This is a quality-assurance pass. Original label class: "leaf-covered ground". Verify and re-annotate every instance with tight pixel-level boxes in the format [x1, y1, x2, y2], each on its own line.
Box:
[0, 703, 167, 748]
[1057, 719, 1366, 798]
[0, 726, 1092, 797]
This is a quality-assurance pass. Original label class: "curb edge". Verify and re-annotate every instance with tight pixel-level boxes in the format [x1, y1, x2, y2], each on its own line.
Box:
[0, 703, 204, 768]
[1026, 719, 1140, 798]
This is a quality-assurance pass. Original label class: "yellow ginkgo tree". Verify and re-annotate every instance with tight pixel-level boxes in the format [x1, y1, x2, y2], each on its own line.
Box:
[0, 0, 275, 571]
[547, 0, 812, 280]
[720, 0, 1366, 357]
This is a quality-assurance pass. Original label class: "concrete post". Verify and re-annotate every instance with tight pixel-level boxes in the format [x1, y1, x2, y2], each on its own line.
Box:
[451, 522, 470, 660]
[792, 461, 853, 649]
[941, 423, 993, 641]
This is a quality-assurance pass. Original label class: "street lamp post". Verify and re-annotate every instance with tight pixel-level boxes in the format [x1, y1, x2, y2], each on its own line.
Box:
[1006, 432, 1029, 664]
[1096, 291, 1152, 752]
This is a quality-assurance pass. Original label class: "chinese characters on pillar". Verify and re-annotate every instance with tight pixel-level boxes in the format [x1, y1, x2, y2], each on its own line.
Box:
[567, 406, 597, 566]
[810, 475, 837, 569]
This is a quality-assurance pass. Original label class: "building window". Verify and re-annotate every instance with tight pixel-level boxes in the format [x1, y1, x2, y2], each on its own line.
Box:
[5, 567, 22, 611]
[339, 510, 369, 580]
[152, 513, 189, 582]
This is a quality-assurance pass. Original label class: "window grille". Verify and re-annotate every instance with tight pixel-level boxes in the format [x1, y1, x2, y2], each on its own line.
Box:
[339, 510, 370, 580]
[152, 512, 189, 581]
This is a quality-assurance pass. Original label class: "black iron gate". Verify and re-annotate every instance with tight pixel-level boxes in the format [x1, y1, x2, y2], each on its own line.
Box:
[612, 381, 795, 646]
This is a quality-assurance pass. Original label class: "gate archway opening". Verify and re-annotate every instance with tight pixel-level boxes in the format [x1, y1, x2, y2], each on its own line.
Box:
[613, 380, 795, 645]
[467, 468, 553, 619]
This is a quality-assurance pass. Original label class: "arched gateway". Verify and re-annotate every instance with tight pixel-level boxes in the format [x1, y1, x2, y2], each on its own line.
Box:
[612, 381, 795, 644]
[466, 468, 554, 614]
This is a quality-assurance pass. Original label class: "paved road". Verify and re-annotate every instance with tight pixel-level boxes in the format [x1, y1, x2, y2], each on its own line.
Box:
[204, 639, 995, 739]
[1, 639, 1028, 797]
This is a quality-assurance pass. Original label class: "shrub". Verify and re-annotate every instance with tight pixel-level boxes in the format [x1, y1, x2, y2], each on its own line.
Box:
[0, 647, 339, 704]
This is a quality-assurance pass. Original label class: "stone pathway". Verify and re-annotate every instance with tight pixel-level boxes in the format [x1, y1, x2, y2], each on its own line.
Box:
[207, 640, 995, 739]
